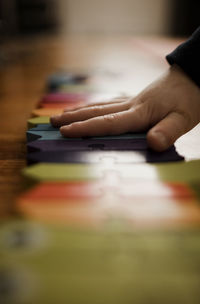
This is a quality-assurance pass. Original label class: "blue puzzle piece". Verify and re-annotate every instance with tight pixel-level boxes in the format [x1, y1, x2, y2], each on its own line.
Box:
[29, 124, 59, 132]
[27, 129, 146, 142]
[47, 72, 88, 91]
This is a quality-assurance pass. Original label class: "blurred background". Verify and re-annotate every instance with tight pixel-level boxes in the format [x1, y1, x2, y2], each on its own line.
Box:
[0, 0, 199, 38]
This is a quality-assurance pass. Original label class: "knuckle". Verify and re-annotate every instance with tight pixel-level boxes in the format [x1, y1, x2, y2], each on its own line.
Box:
[102, 113, 118, 133]
[176, 111, 192, 132]
[103, 113, 117, 123]
[91, 106, 103, 116]
[130, 106, 144, 123]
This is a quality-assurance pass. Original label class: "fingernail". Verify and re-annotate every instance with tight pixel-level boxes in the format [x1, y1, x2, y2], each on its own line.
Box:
[60, 125, 70, 132]
[51, 115, 61, 120]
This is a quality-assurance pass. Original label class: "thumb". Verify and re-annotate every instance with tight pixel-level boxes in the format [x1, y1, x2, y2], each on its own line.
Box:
[147, 112, 189, 151]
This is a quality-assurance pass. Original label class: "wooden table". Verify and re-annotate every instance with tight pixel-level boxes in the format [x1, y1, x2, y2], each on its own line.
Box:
[0, 34, 199, 216]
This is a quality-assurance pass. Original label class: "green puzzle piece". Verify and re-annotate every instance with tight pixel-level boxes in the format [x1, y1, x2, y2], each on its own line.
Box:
[1, 220, 200, 304]
[28, 117, 50, 129]
[23, 160, 200, 183]
[23, 163, 103, 182]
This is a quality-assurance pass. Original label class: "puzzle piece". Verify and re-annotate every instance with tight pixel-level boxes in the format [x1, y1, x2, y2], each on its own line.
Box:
[59, 84, 97, 94]
[19, 181, 103, 200]
[41, 92, 88, 103]
[27, 138, 148, 153]
[23, 160, 200, 184]
[26, 129, 148, 152]
[23, 163, 103, 183]
[16, 178, 200, 227]
[118, 180, 195, 199]
[27, 137, 183, 163]
[27, 129, 146, 142]
[47, 72, 88, 91]
[18, 180, 195, 201]
[17, 181, 111, 225]
[27, 117, 50, 129]
[28, 124, 58, 132]
[32, 108, 63, 117]
[17, 181, 106, 224]
[40, 92, 117, 105]
[2, 220, 200, 304]
[27, 149, 183, 165]
[27, 151, 144, 164]
[190, 182, 200, 200]
[39, 102, 84, 110]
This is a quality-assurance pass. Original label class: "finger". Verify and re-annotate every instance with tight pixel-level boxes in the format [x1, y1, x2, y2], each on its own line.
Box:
[63, 97, 129, 112]
[147, 111, 190, 151]
[51, 100, 131, 127]
[60, 106, 147, 137]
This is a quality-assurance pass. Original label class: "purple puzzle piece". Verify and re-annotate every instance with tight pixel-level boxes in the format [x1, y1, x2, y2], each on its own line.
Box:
[27, 138, 148, 152]
[27, 148, 183, 165]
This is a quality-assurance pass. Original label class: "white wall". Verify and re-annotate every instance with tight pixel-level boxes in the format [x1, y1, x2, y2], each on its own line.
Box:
[58, 0, 170, 35]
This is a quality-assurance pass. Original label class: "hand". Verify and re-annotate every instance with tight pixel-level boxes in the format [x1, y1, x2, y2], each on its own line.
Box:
[51, 65, 200, 151]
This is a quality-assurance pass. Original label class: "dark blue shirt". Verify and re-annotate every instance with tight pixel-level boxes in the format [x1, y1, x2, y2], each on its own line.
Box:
[166, 26, 200, 87]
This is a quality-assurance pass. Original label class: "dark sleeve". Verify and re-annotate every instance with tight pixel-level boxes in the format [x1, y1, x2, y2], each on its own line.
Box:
[166, 26, 200, 87]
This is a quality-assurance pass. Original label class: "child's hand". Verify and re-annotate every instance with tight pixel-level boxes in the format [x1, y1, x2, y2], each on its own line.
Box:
[51, 65, 200, 151]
